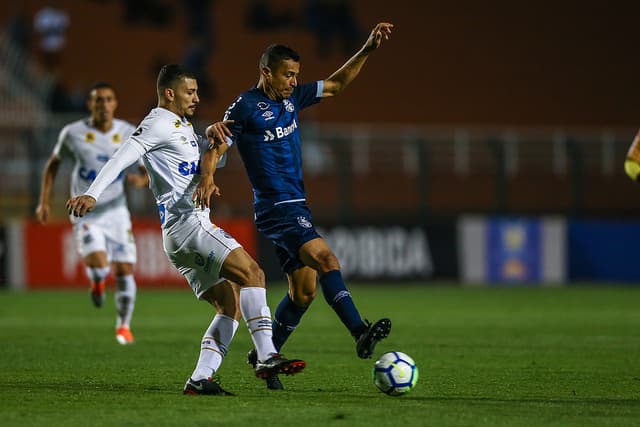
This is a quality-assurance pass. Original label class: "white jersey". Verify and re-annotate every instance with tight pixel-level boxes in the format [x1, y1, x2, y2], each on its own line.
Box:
[54, 118, 136, 210]
[84, 107, 240, 296]
[88, 107, 209, 228]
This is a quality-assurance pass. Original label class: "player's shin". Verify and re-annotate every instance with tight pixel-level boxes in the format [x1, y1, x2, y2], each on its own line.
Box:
[272, 293, 308, 351]
[115, 274, 136, 328]
[239, 286, 278, 361]
[319, 270, 366, 336]
[191, 314, 238, 381]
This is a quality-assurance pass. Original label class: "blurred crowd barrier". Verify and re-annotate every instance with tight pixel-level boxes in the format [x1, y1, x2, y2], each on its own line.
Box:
[0, 114, 637, 223]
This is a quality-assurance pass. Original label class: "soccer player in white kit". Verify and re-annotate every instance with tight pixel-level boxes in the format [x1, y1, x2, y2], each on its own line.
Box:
[36, 82, 148, 345]
[66, 64, 306, 395]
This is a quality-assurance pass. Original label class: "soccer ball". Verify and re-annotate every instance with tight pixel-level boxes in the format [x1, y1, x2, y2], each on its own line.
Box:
[373, 351, 419, 396]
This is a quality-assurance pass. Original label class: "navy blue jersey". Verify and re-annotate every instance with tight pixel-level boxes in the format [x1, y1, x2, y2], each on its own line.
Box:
[223, 81, 323, 210]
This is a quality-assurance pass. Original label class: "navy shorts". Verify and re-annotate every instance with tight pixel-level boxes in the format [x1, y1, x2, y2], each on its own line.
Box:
[255, 201, 320, 274]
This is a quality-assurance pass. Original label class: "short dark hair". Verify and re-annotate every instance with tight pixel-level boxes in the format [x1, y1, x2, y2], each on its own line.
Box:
[156, 64, 196, 94]
[259, 44, 300, 70]
[88, 82, 115, 98]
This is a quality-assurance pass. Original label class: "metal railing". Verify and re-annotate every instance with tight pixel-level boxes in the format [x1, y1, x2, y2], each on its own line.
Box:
[0, 116, 634, 222]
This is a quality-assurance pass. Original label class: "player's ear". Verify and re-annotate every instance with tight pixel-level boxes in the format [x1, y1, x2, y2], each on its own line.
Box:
[164, 87, 174, 101]
[261, 66, 271, 80]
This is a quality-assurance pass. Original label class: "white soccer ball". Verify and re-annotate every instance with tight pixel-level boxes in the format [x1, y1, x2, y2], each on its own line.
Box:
[373, 351, 419, 396]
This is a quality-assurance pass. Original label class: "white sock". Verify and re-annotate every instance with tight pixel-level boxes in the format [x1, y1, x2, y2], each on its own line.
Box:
[239, 287, 277, 362]
[85, 266, 110, 284]
[115, 275, 136, 328]
[191, 314, 239, 381]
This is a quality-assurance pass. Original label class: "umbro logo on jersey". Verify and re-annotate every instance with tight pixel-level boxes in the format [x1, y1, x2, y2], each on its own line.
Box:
[262, 111, 275, 121]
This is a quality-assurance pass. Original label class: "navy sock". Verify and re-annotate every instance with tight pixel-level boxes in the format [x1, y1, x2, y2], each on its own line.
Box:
[272, 293, 308, 352]
[319, 270, 365, 337]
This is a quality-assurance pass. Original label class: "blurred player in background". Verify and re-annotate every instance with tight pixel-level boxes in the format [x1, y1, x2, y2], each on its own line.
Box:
[36, 82, 148, 345]
[66, 64, 306, 395]
[207, 22, 394, 389]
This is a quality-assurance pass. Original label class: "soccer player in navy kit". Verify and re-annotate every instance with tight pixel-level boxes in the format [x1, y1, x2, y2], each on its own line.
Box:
[206, 22, 394, 389]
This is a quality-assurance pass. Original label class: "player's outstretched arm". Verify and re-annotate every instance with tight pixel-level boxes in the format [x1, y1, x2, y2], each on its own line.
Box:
[322, 22, 393, 98]
[35, 155, 61, 224]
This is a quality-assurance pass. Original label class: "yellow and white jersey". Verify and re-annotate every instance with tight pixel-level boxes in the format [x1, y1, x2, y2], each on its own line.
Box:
[54, 118, 135, 209]
[128, 107, 208, 228]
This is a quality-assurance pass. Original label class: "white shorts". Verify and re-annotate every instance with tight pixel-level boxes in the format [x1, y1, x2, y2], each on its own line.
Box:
[162, 210, 242, 299]
[73, 204, 137, 264]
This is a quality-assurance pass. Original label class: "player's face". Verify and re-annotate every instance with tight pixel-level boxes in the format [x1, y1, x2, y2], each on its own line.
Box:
[172, 78, 199, 118]
[87, 87, 117, 124]
[265, 59, 299, 100]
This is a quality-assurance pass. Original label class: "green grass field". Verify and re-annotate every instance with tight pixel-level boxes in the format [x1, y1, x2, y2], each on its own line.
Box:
[1, 284, 639, 427]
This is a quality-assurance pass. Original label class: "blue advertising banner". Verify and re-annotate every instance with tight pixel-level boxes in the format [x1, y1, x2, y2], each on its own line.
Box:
[486, 218, 541, 284]
[568, 220, 640, 282]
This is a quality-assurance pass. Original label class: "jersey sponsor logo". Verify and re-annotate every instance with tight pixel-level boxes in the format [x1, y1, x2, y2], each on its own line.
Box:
[85, 132, 95, 143]
[263, 120, 298, 141]
[297, 215, 312, 228]
[178, 160, 201, 176]
[96, 154, 110, 162]
[263, 130, 275, 141]
[283, 99, 294, 112]
[257, 101, 269, 110]
[112, 133, 122, 143]
[174, 119, 182, 128]
[275, 119, 297, 138]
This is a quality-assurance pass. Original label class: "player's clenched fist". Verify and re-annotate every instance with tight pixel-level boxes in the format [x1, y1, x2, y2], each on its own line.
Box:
[66, 195, 97, 217]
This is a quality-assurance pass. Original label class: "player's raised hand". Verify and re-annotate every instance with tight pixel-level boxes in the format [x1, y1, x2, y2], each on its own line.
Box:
[363, 22, 393, 53]
[206, 120, 234, 147]
[66, 195, 96, 217]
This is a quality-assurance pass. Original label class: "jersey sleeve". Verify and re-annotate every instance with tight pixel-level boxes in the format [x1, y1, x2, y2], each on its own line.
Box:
[222, 95, 250, 148]
[292, 81, 323, 110]
[52, 124, 72, 159]
[128, 114, 172, 153]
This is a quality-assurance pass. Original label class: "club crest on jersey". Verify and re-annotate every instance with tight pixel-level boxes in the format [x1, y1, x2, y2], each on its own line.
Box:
[283, 99, 294, 112]
[297, 216, 312, 228]
[257, 102, 269, 110]
[85, 132, 95, 143]
[112, 133, 122, 143]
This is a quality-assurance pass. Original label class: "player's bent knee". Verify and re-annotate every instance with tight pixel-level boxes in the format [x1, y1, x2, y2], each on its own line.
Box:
[315, 251, 341, 273]
[292, 289, 316, 307]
